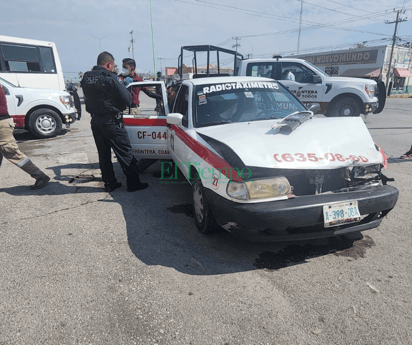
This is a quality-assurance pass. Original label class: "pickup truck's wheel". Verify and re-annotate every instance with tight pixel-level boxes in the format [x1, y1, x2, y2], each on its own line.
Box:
[329, 97, 361, 117]
[192, 172, 219, 234]
[29, 109, 62, 138]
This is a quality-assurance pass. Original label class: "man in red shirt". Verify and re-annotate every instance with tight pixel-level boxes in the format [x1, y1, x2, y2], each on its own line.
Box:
[119, 58, 161, 115]
[0, 86, 50, 189]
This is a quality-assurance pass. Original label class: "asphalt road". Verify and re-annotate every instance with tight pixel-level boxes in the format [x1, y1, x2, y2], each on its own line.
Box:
[0, 95, 411, 345]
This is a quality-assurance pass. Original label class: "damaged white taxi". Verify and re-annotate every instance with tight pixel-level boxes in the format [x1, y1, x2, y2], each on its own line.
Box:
[124, 77, 398, 241]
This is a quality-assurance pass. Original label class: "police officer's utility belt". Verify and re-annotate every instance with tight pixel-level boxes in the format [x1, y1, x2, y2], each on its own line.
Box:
[92, 112, 123, 119]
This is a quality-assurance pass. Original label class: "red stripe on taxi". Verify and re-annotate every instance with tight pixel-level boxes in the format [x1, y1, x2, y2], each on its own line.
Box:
[172, 125, 243, 182]
[123, 118, 167, 127]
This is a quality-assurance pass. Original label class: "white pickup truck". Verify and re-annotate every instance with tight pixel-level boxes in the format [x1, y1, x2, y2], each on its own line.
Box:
[0, 77, 78, 138]
[237, 56, 386, 117]
[124, 76, 398, 241]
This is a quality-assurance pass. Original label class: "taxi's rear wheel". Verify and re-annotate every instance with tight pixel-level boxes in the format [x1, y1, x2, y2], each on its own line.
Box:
[192, 172, 219, 234]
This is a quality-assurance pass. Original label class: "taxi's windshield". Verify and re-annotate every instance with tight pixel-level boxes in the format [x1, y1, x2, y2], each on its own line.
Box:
[194, 81, 306, 128]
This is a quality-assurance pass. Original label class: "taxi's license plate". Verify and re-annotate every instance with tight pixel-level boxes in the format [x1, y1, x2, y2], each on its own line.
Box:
[323, 201, 361, 228]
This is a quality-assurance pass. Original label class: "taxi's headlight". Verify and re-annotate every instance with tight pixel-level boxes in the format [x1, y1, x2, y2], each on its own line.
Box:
[227, 181, 249, 200]
[352, 164, 381, 179]
[365, 84, 376, 99]
[227, 177, 291, 200]
[60, 96, 72, 109]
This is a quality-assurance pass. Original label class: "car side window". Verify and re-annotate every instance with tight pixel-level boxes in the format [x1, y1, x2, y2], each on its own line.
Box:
[173, 85, 189, 127]
[281, 62, 317, 84]
[246, 63, 275, 78]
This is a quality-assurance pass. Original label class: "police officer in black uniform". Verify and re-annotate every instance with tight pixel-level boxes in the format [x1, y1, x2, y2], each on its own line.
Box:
[81, 51, 148, 192]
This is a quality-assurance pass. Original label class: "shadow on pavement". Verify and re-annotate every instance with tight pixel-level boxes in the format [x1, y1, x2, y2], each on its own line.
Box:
[106, 164, 371, 276]
[0, 163, 103, 196]
[2, 160, 373, 275]
[13, 129, 70, 142]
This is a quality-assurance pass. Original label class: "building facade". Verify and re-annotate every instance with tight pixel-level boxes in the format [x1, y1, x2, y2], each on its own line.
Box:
[292, 45, 412, 94]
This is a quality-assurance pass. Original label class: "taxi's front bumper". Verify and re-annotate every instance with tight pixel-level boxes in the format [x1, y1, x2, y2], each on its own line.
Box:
[206, 185, 398, 242]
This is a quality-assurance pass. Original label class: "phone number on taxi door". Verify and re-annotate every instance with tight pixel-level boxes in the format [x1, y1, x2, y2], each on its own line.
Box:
[274, 153, 369, 163]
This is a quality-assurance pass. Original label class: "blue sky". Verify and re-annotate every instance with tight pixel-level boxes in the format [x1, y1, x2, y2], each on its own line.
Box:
[1, 0, 411, 80]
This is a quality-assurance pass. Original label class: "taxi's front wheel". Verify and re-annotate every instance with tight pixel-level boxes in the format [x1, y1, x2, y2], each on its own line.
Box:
[192, 173, 219, 234]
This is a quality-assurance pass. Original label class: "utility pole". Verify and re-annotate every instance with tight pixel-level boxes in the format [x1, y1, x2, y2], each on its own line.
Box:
[129, 30, 135, 61]
[297, 0, 303, 55]
[232, 36, 241, 55]
[232, 37, 241, 74]
[385, 9, 407, 94]
[406, 41, 412, 93]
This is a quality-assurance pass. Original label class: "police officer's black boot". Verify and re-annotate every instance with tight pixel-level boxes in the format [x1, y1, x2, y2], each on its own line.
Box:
[19, 159, 50, 190]
[126, 158, 148, 192]
[126, 173, 148, 192]
[104, 180, 122, 192]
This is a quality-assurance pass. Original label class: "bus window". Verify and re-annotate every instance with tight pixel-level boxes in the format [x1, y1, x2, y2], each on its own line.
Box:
[39, 47, 56, 73]
[2, 44, 41, 72]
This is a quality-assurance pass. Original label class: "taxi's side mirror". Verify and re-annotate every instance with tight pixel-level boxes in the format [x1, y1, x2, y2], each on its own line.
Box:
[167, 113, 184, 125]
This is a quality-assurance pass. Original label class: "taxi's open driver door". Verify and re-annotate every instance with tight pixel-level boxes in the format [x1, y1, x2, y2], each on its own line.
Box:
[124, 81, 172, 160]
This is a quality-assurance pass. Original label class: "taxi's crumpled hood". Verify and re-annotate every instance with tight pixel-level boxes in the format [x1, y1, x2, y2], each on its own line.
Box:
[195, 117, 383, 170]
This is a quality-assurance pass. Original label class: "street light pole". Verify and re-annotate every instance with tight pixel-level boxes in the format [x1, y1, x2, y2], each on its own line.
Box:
[91, 35, 108, 53]
[297, 0, 303, 55]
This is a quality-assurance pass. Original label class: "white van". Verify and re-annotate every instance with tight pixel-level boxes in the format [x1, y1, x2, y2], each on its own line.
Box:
[0, 35, 65, 91]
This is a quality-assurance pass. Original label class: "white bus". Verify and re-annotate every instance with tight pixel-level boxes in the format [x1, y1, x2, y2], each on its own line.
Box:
[0, 35, 65, 91]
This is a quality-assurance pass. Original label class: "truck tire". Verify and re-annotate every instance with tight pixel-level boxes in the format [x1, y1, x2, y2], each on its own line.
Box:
[29, 109, 62, 139]
[192, 172, 220, 234]
[329, 97, 361, 117]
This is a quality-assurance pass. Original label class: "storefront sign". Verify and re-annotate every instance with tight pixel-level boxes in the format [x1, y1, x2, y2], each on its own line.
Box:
[301, 50, 378, 66]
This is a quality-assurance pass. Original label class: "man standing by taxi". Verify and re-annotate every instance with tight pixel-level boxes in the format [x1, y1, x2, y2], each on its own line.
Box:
[119, 58, 161, 115]
[0, 86, 50, 189]
[81, 52, 148, 192]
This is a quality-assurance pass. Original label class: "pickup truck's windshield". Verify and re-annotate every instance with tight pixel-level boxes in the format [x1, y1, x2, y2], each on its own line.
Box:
[194, 80, 306, 127]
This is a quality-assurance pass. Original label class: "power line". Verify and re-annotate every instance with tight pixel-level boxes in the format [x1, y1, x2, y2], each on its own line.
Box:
[174, 0, 398, 41]
[301, 0, 374, 18]
[233, 8, 399, 40]
[325, 0, 374, 15]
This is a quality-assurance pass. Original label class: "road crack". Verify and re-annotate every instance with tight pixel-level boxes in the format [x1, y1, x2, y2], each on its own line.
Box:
[0, 196, 111, 227]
